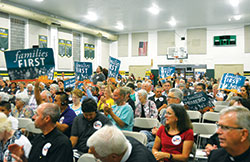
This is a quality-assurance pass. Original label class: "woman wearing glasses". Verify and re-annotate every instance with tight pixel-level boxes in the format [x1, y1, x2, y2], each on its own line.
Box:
[152, 104, 194, 162]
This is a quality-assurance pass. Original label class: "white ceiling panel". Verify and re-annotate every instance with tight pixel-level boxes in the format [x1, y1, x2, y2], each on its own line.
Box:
[2, 0, 250, 33]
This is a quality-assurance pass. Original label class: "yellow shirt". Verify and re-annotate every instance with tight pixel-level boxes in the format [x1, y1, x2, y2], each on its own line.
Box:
[97, 98, 115, 110]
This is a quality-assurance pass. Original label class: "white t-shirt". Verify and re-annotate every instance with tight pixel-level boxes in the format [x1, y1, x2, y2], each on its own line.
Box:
[8, 115, 18, 130]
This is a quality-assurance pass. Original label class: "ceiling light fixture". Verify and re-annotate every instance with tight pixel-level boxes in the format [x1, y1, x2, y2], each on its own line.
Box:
[84, 11, 98, 21]
[34, 0, 44, 2]
[168, 17, 176, 26]
[229, 0, 240, 7]
[233, 15, 242, 20]
[148, 3, 160, 15]
[115, 22, 124, 30]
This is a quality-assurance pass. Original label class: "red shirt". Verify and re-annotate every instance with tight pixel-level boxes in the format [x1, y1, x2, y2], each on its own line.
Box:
[156, 125, 194, 161]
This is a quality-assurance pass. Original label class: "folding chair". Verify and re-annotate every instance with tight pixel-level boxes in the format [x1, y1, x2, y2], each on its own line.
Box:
[192, 122, 217, 149]
[202, 112, 220, 123]
[134, 117, 160, 129]
[122, 130, 147, 146]
[186, 110, 202, 122]
[78, 153, 96, 162]
[214, 105, 228, 112]
[214, 101, 229, 106]
[17, 118, 32, 129]
[26, 122, 42, 134]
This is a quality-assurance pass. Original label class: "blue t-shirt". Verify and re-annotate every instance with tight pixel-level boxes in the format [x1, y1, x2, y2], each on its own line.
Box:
[59, 106, 76, 137]
[108, 103, 134, 131]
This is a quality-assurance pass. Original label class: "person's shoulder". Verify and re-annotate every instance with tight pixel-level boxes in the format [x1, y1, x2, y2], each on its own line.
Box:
[184, 128, 193, 134]
[53, 128, 72, 143]
[208, 148, 227, 162]
[158, 125, 165, 132]
[65, 107, 77, 116]
[148, 96, 154, 100]
[74, 114, 84, 121]
[123, 103, 133, 109]
[96, 112, 109, 120]
[127, 137, 157, 162]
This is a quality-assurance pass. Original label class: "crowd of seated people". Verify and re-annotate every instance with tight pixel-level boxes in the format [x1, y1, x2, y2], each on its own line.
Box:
[0, 70, 250, 162]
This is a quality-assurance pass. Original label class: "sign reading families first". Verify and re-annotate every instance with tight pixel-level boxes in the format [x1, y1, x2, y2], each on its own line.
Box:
[159, 67, 175, 79]
[219, 73, 246, 92]
[74, 61, 92, 81]
[4, 48, 55, 81]
[108, 56, 121, 78]
[183, 92, 214, 111]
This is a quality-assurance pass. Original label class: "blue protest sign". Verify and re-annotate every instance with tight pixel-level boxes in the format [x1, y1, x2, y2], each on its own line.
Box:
[108, 56, 121, 78]
[77, 83, 84, 89]
[159, 67, 175, 79]
[64, 77, 76, 89]
[219, 73, 246, 92]
[4, 48, 55, 81]
[183, 92, 214, 111]
[74, 61, 92, 81]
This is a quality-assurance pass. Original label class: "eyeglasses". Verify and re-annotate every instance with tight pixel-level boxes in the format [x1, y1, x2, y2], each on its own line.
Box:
[216, 122, 243, 131]
[167, 96, 177, 99]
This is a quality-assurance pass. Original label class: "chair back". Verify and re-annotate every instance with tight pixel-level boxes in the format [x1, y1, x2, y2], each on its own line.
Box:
[186, 110, 202, 122]
[214, 101, 229, 106]
[17, 118, 32, 129]
[122, 130, 147, 145]
[134, 117, 160, 129]
[202, 112, 220, 123]
[214, 105, 228, 112]
[192, 122, 217, 137]
[26, 122, 42, 134]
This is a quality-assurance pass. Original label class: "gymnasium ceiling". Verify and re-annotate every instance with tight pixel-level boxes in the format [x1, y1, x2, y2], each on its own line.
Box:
[2, 0, 250, 34]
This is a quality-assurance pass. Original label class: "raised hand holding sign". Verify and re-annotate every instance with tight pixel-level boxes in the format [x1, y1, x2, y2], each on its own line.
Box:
[108, 56, 121, 79]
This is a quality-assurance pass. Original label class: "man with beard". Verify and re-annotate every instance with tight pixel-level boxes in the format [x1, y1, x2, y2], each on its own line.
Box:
[104, 88, 134, 131]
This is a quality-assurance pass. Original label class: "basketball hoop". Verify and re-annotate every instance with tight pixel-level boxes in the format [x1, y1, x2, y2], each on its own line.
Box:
[174, 56, 179, 59]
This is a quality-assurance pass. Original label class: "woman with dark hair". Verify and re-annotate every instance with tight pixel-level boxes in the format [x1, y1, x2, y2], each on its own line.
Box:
[58, 79, 65, 92]
[92, 66, 106, 85]
[126, 82, 136, 102]
[9, 82, 17, 95]
[152, 104, 194, 162]
[239, 85, 250, 99]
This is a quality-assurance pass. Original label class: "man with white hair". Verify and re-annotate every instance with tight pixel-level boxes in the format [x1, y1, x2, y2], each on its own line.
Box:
[208, 107, 250, 161]
[87, 125, 157, 162]
[34, 81, 53, 105]
[142, 82, 154, 98]
[50, 83, 60, 102]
